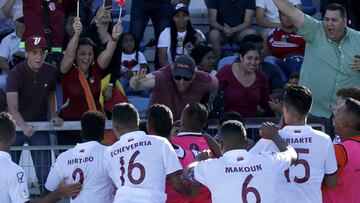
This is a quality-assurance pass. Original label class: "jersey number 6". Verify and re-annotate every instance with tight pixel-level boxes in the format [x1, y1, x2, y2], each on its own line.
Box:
[242, 174, 261, 203]
[120, 150, 146, 186]
[284, 148, 310, 183]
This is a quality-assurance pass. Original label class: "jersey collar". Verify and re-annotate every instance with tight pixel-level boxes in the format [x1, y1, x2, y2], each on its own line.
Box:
[120, 131, 147, 142]
[177, 132, 203, 136]
[223, 149, 248, 162]
[280, 125, 313, 134]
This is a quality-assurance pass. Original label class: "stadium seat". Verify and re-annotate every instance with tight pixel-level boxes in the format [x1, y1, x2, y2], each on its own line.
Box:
[217, 56, 237, 71]
[301, 0, 317, 16]
[128, 97, 150, 118]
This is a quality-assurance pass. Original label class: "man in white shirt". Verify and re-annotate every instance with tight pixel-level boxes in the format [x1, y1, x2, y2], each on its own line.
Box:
[251, 85, 338, 202]
[0, 112, 82, 203]
[105, 103, 188, 203]
[45, 111, 114, 203]
[184, 120, 298, 203]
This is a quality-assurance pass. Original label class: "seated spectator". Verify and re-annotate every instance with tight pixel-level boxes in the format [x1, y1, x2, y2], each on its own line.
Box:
[190, 43, 216, 76]
[216, 42, 274, 117]
[158, 3, 206, 66]
[207, 0, 256, 62]
[0, 0, 21, 42]
[130, 55, 218, 120]
[0, 10, 24, 91]
[256, 0, 301, 30]
[264, 10, 305, 82]
[84, 5, 113, 52]
[108, 32, 149, 97]
[58, 17, 122, 145]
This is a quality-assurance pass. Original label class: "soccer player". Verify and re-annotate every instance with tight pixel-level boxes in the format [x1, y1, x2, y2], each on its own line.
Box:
[171, 102, 221, 157]
[323, 98, 360, 202]
[105, 103, 187, 203]
[184, 120, 297, 203]
[252, 85, 338, 202]
[146, 104, 210, 203]
[0, 112, 82, 203]
[45, 111, 114, 203]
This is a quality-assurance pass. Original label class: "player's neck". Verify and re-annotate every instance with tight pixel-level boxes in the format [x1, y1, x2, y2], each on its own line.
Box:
[0, 143, 10, 152]
[340, 130, 360, 140]
[285, 116, 307, 126]
[117, 128, 139, 137]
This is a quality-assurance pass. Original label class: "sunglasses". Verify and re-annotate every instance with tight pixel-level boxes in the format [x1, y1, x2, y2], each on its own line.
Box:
[173, 75, 192, 81]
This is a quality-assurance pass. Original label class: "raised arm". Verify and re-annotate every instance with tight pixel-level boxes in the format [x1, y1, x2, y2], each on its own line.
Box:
[129, 68, 156, 91]
[272, 0, 305, 28]
[97, 22, 123, 69]
[0, 0, 15, 20]
[60, 17, 82, 74]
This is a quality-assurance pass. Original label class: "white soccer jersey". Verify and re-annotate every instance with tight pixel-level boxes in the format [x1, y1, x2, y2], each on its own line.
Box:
[194, 149, 292, 203]
[104, 131, 182, 203]
[251, 125, 338, 203]
[0, 151, 30, 203]
[45, 141, 114, 203]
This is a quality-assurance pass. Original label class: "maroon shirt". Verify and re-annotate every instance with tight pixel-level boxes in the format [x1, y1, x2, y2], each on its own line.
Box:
[7, 61, 57, 121]
[60, 64, 102, 121]
[216, 64, 274, 117]
[151, 65, 218, 120]
[23, 0, 68, 48]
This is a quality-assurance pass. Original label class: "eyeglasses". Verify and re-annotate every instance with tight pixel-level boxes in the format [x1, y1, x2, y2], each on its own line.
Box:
[173, 75, 192, 81]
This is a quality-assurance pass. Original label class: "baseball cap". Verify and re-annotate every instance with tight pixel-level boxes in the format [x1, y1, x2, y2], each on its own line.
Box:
[172, 3, 189, 16]
[13, 10, 24, 23]
[25, 36, 48, 51]
[172, 55, 196, 79]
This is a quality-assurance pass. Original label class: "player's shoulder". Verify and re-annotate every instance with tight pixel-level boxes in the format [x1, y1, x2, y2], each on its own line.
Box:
[308, 128, 332, 142]
[0, 158, 26, 180]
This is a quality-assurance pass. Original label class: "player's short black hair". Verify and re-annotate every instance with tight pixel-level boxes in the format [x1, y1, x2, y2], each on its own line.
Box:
[0, 112, 16, 144]
[147, 104, 173, 138]
[325, 3, 347, 18]
[218, 120, 247, 144]
[219, 111, 245, 126]
[336, 86, 360, 101]
[81, 111, 106, 142]
[112, 102, 139, 129]
[284, 85, 312, 117]
[181, 102, 208, 131]
[344, 98, 360, 131]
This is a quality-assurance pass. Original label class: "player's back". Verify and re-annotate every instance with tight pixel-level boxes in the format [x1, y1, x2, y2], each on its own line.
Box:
[45, 141, 114, 203]
[194, 149, 292, 203]
[0, 151, 30, 203]
[172, 132, 210, 152]
[252, 125, 337, 203]
[104, 131, 182, 203]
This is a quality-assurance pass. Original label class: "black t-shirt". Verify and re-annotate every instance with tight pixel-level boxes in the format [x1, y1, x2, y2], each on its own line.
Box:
[208, 0, 255, 27]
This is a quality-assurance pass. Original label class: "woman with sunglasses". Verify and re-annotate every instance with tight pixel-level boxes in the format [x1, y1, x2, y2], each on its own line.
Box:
[216, 41, 274, 118]
[130, 55, 218, 120]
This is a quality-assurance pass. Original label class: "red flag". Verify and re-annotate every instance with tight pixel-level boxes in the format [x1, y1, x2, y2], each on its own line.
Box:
[116, 0, 125, 6]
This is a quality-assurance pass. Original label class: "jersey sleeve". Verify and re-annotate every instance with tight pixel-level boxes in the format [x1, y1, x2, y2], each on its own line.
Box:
[45, 160, 63, 191]
[256, 0, 265, 8]
[8, 167, 30, 203]
[249, 138, 277, 154]
[0, 38, 10, 59]
[324, 140, 338, 175]
[260, 150, 292, 171]
[193, 160, 211, 186]
[162, 139, 182, 177]
[297, 14, 321, 42]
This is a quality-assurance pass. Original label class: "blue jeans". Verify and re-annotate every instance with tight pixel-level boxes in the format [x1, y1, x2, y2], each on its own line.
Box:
[264, 55, 303, 82]
[129, 0, 172, 43]
[10, 131, 51, 195]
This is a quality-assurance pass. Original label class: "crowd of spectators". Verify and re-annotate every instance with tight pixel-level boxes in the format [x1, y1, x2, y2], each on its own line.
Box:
[0, 0, 360, 201]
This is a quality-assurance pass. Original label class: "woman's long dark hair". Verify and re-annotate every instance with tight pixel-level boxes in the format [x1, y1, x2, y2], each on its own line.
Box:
[170, 19, 197, 61]
[76, 37, 99, 80]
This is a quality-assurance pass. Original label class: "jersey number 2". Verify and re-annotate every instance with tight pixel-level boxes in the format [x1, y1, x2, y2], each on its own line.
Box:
[284, 148, 310, 183]
[119, 150, 146, 186]
[242, 174, 261, 203]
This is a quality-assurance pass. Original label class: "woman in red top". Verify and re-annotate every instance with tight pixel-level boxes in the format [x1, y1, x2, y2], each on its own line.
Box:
[58, 17, 122, 145]
[216, 42, 274, 118]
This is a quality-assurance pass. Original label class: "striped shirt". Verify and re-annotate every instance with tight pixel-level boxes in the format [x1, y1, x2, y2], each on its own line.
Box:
[297, 14, 360, 118]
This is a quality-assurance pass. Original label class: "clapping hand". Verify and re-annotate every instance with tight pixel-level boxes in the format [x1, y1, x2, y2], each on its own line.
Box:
[349, 55, 360, 71]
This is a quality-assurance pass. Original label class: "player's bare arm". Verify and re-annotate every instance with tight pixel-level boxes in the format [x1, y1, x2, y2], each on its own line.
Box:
[28, 177, 82, 203]
[272, 0, 305, 28]
[203, 134, 222, 158]
[260, 122, 298, 164]
[169, 173, 199, 197]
